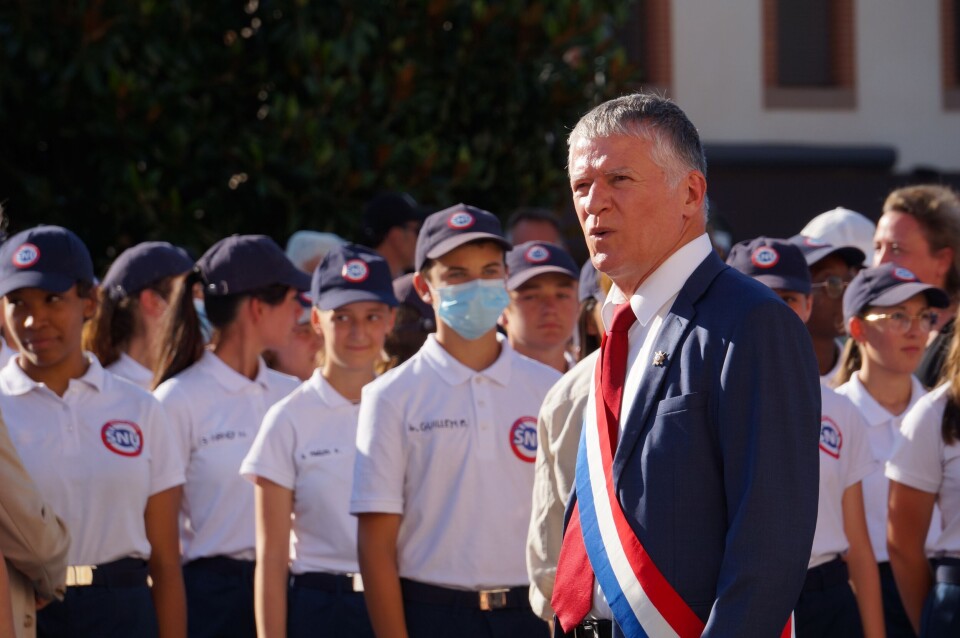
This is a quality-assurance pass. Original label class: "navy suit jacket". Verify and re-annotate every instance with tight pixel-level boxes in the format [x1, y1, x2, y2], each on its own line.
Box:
[564, 251, 820, 637]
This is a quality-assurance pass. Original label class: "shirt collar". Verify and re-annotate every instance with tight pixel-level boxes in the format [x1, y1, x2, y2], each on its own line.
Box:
[602, 233, 714, 330]
[199, 350, 272, 394]
[0, 353, 106, 396]
[420, 333, 513, 387]
[307, 369, 353, 409]
[845, 372, 927, 426]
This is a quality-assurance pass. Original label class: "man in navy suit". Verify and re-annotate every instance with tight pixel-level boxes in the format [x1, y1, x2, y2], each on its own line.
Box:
[551, 93, 821, 637]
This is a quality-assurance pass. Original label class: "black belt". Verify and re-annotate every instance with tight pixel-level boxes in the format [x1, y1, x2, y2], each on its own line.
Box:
[184, 556, 255, 578]
[803, 557, 848, 592]
[935, 557, 960, 585]
[567, 619, 613, 638]
[399, 579, 529, 611]
[878, 561, 894, 579]
[290, 571, 362, 592]
[65, 557, 148, 588]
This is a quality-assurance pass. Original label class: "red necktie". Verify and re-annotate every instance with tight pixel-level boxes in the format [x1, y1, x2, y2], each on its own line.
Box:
[552, 302, 637, 630]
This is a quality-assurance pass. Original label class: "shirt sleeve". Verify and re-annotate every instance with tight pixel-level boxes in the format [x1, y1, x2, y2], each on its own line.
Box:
[350, 381, 406, 515]
[145, 398, 186, 495]
[886, 394, 945, 495]
[240, 400, 297, 490]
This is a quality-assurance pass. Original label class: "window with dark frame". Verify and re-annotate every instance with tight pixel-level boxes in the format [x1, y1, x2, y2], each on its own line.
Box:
[617, 0, 672, 93]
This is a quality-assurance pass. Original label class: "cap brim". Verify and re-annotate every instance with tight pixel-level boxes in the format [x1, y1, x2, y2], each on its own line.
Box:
[805, 245, 866, 268]
[0, 272, 77, 298]
[425, 233, 511, 261]
[753, 274, 811, 295]
[316, 289, 398, 311]
[507, 265, 579, 291]
[871, 282, 950, 309]
[281, 268, 312, 292]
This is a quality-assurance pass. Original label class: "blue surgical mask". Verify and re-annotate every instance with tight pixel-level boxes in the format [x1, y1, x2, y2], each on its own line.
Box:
[432, 279, 510, 341]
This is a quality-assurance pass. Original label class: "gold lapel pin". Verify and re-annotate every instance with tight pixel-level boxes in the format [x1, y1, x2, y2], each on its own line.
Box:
[652, 351, 667, 367]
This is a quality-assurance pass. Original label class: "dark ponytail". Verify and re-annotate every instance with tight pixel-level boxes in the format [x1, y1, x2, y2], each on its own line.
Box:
[83, 293, 136, 367]
[831, 337, 862, 388]
[153, 270, 205, 389]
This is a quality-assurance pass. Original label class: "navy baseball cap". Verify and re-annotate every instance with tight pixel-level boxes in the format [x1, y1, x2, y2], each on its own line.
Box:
[311, 243, 398, 310]
[726, 237, 812, 294]
[788, 235, 866, 269]
[393, 273, 435, 327]
[415, 204, 511, 272]
[842, 263, 949, 324]
[360, 192, 425, 245]
[506, 241, 578, 290]
[0, 225, 94, 297]
[197, 235, 310, 296]
[101, 241, 194, 301]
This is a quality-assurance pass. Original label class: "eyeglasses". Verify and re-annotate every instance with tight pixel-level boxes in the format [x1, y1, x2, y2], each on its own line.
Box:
[862, 310, 938, 334]
[810, 276, 850, 299]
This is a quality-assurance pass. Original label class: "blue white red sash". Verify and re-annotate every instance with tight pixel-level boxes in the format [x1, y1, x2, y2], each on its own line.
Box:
[576, 357, 795, 637]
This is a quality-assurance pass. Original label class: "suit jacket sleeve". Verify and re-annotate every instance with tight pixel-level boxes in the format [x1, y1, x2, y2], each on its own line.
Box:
[0, 413, 70, 602]
[703, 299, 820, 636]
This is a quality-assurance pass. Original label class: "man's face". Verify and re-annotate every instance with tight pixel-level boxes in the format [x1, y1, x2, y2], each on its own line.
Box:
[510, 219, 563, 247]
[501, 272, 579, 353]
[569, 134, 704, 294]
[874, 210, 950, 288]
[807, 255, 857, 339]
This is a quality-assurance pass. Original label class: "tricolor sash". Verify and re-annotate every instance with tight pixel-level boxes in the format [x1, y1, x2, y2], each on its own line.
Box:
[575, 357, 795, 637]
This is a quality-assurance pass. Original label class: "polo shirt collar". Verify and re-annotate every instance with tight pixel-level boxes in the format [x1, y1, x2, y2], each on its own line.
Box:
[199, 350, 272, 394]
[0, 352, 106, 396]
[602, 233, 713, 330]
[307, 369, 353, 409]
[420, 333, 513, 387]
[845, 372, 927, 426]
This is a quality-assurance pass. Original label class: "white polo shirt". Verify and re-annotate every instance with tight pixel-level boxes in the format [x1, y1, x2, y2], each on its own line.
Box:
[0, 340, 14, 368]
[107, 352, 154, 391]
[155, 351, 299, 562]
[886, 384, 960, 555]
[240, 370, 362, 575]
[835, 373, 934, 561]
[0, 355, 184, 566]
[351, 335, 561, 590]
[809, 386, 878, 567]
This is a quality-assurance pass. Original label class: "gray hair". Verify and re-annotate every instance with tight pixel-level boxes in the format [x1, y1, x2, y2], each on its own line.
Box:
[568, 93, 707, 187]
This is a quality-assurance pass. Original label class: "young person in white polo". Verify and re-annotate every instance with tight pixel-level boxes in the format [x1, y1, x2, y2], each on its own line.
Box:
[153, 235, 308, 638]
[727, 237, 884, 638]
[834, 262, 950, 638]
[500, 241, 580, 373]
[84, 241, 194, 390]
[0, 226, 186, 638]
[352, 204, 561, 638]
[241, 244, 397, 638]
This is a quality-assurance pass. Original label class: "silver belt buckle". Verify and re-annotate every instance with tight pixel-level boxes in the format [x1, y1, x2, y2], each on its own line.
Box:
[478, 588, 509, 611]
[65, 565, 96, 587]
[351, 573, 364, 592]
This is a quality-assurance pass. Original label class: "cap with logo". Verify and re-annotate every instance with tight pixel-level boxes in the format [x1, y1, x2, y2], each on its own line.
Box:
[101, 241, 194, 301]
[726, 236, 812, 294]
[360, 192, 426, 246]
[506, 241, 579, 291]
[842, 263, 950, 324]
[197, 235, 311, 296]
[788, 234, 866, 269]
[578, 261, 606, 304]
[392, 273, 436, 330]
[311, 243, 398, 310]
[800, 206, 876, 266]
[414, 203, 511, 272]
[0, 225, 95, 297]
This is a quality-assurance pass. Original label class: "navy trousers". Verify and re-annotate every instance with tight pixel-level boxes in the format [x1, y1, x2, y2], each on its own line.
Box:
[183, 557, 255, 638]
[287, 582, 374, 638]
[38, 584, 157, 638]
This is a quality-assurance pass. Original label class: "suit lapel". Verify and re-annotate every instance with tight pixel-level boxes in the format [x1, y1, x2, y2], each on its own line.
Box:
[611, 252, 726, 483]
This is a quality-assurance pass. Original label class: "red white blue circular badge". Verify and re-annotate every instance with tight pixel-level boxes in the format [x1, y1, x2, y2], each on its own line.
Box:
[509, 416, 538, 462]
[524, 245, 551, 264]
[12, 243, 40, 269]
[892, 267, 917, 282]
[751, 246, 779, 268]
[447, 212, 475, 230]
[342, 259, 370, 283]
[101, 421, 143, 457]
[818, 416, 842, 459]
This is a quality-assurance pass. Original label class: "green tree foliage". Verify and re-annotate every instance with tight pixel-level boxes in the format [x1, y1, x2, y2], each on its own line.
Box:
[0, 0, 636, 267]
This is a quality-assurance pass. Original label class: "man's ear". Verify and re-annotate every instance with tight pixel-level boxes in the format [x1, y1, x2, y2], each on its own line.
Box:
[413, 272, 432, 305]
[848, 316, 866, 343]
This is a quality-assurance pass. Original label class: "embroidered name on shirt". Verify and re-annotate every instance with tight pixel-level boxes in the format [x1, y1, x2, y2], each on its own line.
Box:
[410, 418, 469, 432]
[199, 430, 248, 446]
[301, 448, 340, 459]
[101, 420, 143, 457]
